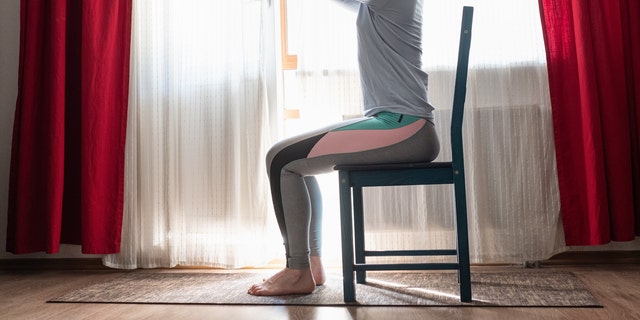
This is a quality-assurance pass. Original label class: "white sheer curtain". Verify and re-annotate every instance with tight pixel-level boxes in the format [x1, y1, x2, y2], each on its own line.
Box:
[283, 0, 564, 265]
[106, 0, 566, 269]
[104, 0, 282, 269]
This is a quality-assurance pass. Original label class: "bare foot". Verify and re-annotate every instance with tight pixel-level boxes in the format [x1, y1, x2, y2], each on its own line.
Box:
[248, 268, 316, 296]
[310, 256, 326, 286]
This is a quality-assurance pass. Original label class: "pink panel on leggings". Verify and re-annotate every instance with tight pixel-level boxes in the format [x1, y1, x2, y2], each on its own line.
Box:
[307, 119, 426, 158]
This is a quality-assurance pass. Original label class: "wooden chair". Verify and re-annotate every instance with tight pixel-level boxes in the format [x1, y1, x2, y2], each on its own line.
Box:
[334, 6, 474, 303]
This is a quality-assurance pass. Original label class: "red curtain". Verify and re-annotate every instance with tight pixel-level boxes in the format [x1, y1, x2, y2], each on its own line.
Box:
[539, 0, 640, 245]
[6, 0, 132, 254]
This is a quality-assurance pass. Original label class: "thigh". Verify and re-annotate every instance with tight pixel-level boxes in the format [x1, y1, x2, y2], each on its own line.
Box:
[265, 117, 367, 171]
[284, 119, 439, 176]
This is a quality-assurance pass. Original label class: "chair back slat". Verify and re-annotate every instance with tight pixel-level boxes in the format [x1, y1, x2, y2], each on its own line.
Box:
[451, 6, 474, 168]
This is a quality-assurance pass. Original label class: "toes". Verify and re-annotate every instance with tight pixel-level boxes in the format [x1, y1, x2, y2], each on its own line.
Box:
[247, 284, 261, 295]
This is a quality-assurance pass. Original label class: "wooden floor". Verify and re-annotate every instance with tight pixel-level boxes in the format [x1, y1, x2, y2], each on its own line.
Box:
[1, 257, 639, 320]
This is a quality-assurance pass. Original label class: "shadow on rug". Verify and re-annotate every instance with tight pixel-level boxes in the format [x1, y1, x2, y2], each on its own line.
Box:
[48, 270, 601, 307]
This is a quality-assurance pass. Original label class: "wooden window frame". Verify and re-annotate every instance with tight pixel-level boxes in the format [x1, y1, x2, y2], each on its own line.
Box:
[280, 0, 298, 70]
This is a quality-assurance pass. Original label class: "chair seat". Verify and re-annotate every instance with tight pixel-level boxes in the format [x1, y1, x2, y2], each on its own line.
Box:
[334, 161, 452, 171]
[335, 161, 456, 187]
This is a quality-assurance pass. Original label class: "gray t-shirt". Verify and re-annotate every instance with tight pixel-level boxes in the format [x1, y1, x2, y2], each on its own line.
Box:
[336, 0, 433, 121]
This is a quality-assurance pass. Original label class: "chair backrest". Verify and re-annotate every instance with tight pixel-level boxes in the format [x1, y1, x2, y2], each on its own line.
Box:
[450, 6, 473, 168]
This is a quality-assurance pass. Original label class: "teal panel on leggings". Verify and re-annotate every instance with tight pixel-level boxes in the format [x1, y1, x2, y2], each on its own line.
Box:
[333, 112, 421, 131]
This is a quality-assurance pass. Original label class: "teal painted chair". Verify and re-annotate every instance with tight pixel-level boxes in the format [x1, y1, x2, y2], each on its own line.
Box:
[334, 6, 474, 303]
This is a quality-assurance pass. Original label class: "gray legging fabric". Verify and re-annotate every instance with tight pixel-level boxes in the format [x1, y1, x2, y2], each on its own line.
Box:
[266, 114, 440, 269]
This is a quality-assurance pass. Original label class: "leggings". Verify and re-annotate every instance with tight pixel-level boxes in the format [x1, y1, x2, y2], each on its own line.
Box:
[266, 112, 440, 269]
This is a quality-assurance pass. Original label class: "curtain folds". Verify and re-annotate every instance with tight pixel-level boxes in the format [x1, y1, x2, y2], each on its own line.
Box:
[11, 0, 637, 266]
[7, 0, 132, 254]
[103, 0, 279, 269]
[539, 0, 640, 245]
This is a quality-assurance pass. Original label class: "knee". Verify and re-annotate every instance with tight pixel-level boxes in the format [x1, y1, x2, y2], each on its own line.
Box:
[265, 143, 284, 174]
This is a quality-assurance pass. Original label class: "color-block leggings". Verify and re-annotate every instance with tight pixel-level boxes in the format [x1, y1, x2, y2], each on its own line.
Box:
[266, 112, 440, 269]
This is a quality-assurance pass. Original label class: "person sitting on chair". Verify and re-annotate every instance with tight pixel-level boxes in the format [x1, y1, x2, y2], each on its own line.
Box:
[248, 0, 440, 296]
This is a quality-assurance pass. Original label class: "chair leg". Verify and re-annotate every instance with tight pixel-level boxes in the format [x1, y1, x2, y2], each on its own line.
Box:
[352, 186, 366, 284]
[459, 259, 471, 302]
[456, 222, 472, 302]
[454, 178, 472, 302]
[456, 221, 472, 302]
[338, 171, 356, 302]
